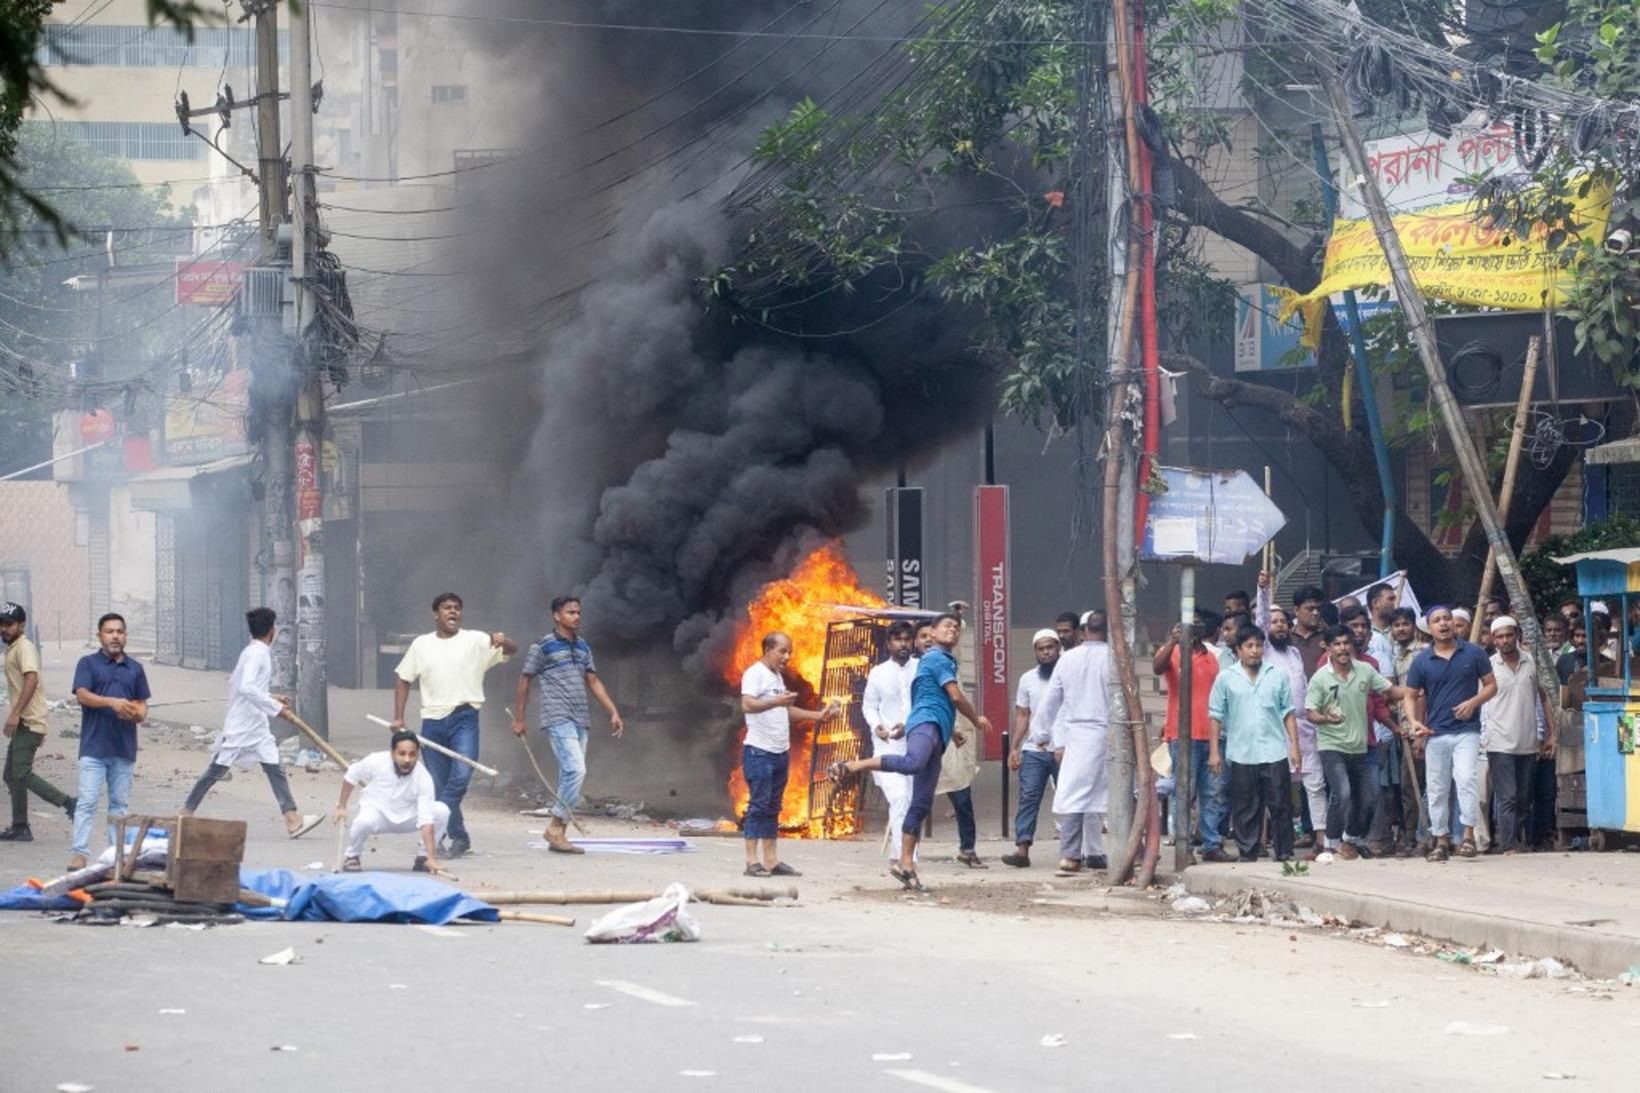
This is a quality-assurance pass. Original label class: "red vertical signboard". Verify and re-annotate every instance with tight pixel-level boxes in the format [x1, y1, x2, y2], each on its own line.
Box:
[973, 485, 1009, 760]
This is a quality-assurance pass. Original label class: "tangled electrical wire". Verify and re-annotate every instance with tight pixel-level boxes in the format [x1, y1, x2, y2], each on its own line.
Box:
[1523, 409, 1608, 469]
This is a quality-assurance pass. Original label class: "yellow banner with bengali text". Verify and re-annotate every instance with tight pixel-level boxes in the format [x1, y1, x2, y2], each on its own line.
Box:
[1274, 181, 1612, 346]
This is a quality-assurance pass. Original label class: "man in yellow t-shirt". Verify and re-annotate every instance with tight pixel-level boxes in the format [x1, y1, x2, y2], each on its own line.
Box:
[1, 603, 76, 842]
[389, 592, 516, 858]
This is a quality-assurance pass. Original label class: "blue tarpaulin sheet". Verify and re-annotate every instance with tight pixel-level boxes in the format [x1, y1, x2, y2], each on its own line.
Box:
[237, 868, 498, 924]
[0, 870, 497, 925]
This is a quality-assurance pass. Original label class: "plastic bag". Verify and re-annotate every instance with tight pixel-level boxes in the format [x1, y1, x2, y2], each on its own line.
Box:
[583, 882, 700, 944]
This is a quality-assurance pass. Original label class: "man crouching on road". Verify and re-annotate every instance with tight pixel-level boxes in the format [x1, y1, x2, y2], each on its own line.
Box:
[336, 732, 448, 875]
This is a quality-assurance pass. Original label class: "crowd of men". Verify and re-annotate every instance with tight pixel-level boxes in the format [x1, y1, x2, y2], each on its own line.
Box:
[0, 593, 623, 877]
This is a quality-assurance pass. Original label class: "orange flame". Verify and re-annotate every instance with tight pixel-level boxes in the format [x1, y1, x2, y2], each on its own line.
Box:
[725, 543, 884, 836]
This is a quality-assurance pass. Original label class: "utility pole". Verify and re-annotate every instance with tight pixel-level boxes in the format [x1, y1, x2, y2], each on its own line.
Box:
[1320, 65, 1561, 703]
[249, 0, 297, 695]
[290, 0, 328, 736]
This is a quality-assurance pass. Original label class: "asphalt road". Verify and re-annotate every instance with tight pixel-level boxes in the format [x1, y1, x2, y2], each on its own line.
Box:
[1, 731, 1634, 1091]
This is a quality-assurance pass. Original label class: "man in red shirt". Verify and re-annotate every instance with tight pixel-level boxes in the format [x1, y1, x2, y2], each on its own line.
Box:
[1153, 615, 1228, 861]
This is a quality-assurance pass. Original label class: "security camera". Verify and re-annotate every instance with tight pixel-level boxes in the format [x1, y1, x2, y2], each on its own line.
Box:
[1606, 228, 1633, 255]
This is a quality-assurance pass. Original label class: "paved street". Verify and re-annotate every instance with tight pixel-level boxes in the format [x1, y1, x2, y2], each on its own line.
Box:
[2, 718, 1636, 1093]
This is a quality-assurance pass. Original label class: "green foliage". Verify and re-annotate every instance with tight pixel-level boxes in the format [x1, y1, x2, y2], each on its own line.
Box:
[1520, 516, 1640, 611]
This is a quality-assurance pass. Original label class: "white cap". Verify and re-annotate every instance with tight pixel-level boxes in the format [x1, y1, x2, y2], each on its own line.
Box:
[1489, 615, 1518, 634]
[1453, 607, 1473, 623]
[1079, 610, 1102, 627]
[1032, 628, 1059, 645]
[1591, 600, 1610, 616]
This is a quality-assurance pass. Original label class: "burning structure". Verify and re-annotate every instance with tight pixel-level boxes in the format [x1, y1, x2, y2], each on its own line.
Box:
[722, 543, 932, 838]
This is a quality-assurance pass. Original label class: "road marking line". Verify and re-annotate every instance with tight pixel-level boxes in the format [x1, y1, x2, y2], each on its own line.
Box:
[884, 1069, 997, 1093]
[413, 925, 466, 938]
[595, 979, 697, 1007]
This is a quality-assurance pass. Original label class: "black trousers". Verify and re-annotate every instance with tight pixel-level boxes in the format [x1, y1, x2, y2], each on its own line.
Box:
[184, 762, 297, 815]
[1527, 753, 1558, 846]
[1488, 752, 1536, 852]
[1230, 759, 1293, 859]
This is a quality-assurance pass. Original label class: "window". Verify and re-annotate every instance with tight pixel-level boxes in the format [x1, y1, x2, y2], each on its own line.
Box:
[431, 85, 467, 104]
[32, 121, 202, 161]
[38, 24, 284, 68]
[1609, 464, 1640, 518]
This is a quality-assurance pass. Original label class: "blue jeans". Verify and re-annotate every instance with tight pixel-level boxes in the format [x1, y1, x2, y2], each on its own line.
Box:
[1425, 730, 1481, 839]
[1170, 739, 1228, 850]
[947, 786, 977, 852]
[1014, 749, 1059, 845]
[741, 744, 789, 840]
[72, 755, 134, 856]
[420, 705, 479, 843]
[879, 723, 943, 835]
[545, 720, 589, 823]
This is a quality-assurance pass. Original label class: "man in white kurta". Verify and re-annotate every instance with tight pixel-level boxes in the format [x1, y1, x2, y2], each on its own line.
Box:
[337, 733, 450, 873]
[1037, 625, 1114, 872]
[180, 608, 321, 838]
[861, 621, 918, 858]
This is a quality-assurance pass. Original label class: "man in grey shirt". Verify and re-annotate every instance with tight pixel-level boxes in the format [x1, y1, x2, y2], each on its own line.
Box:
[512, 596, 623, 853]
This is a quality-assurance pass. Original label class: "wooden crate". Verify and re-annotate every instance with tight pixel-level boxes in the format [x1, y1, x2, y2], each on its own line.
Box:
[166, 816, 247, 904]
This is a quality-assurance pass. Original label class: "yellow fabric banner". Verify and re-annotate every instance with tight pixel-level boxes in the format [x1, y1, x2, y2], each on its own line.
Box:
[1275, 183, 1612, 344]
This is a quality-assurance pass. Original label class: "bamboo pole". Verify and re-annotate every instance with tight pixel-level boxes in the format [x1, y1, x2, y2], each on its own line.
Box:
[497, 910, 577, 927]
[1471, 337, 1542, 644]
[285, 711, 350, 770]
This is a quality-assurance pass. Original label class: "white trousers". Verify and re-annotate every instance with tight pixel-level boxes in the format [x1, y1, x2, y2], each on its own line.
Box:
[346, 801, 450, 859]
[876, 774, 911, 859]
[1300, 764, 1329, 849]
[1058, 812, 1106, 860]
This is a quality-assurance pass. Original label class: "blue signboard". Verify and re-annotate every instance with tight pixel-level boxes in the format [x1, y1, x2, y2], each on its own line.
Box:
[1141, 466, 1287, 565]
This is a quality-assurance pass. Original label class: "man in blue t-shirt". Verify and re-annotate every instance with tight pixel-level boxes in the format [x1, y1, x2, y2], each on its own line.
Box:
[1404, 604, 1496, 862]
[68, 613, 151, 869]
[829, 612, 991, 892]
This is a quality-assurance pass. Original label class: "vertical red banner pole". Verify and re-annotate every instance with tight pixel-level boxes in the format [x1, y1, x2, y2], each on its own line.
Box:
[974, 485, 1010, 761]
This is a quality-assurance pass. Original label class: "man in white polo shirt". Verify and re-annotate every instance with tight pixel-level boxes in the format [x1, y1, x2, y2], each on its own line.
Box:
[389, 592, 516, 858]
[336, 732, 449, 874]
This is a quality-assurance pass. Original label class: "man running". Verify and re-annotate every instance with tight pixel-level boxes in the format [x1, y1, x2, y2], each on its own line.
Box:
[180, 608, 322, 838]
[512, 596, 623, 854]
[829, 612, 991, 891]
[0, 603, 75, 843]
[336, 732, 448, 874]
[391, 592, 516, 858]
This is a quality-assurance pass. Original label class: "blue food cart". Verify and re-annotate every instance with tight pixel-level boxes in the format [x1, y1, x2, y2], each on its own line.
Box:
[1557, 548, 1640, 848]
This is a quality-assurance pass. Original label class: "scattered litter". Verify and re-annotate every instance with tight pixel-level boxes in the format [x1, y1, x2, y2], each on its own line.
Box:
[1039, 1034, 1067, 1048]
[122, 915, 160, 928]
[583, 1003, 611, 1010]
[674, 818, 739, 835]
[1165, 882, 1187, 899]
[388, 984, 408, 991]
[679, 1071, 716, 1079]
[1473, 949, 1506, 965]
[1437, 950, 1473, 965]
[873, 1053, 913, 1062]
[1539, 957, 1571, 980]
[1353, 1000, 1392, 1008]
[1541, 1073, 1575, 1081]
[1313, 851, 1335, 864]
[270, 1045, 299, 1053]
[1171, 896, 1210, 915]
[1619, 966, 1640, 987]
[123, 1045, 139, 1053]
[732, 1034, 764, 1044]
[55, 1084, 93, 1092]
[1495, 958, 1572, 980]
[258, 947, 297, 966]
[584, 883, 701, 944]
[158, 1008, 186, 1016]
[1383, 934, 1411, 949]
[1167, 1033, 1200, 1041]
[1444, 1021, 1511, 1037]
[165, 922, 207, 931]
[413, 925, 466, 938]
[304, 861, 325, 871]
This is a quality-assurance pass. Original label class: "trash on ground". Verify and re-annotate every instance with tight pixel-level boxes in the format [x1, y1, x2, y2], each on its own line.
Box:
[1383, 933, 1411, 948]
[583, 1003, 611, 1010]
[1170, 896, 1210, 914]
[1473, 949, 1506, 964]
[584, 882, 701, 944]
[1039, 1033, 1067, 1048]
[1167, 1032, 1200, 1040]
[1353, 1000, 1392, 1008]
[872, 1053, 913, 1062]
[1541, 1072, 1576, 1081]
[732, 1034, 764, 1044]
[158, 1008, 185, 1015]
[259, 947, 297, 966]
[55, 1083, 93, 1092]
[679, 1071, 716, 1078]
[270, 1045, 299, 1052]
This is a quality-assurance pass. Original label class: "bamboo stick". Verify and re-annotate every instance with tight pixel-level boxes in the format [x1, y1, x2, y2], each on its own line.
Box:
[1471, 336, 1541, 644]
[497, 910, 577, 927]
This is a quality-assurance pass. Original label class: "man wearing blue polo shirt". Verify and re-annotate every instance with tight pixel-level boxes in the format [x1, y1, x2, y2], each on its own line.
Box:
[67, 613, 151, 870]
[828, 612, 991, 892]
[1405, 605, 1497, 862]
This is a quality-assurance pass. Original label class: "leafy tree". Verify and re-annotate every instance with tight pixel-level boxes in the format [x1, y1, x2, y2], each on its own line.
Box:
[722, 0, 1626, 602]
[1520, 515, 1640, 610]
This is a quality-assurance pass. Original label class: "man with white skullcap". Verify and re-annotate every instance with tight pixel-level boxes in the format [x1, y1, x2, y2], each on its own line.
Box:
[1002, 628, 1065, 868]
[1482, 616, 1556, 854]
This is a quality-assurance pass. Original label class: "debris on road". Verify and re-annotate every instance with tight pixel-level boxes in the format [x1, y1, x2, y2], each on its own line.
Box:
[584, 883, 701, 944]
[1039, 1033, 1067, 1047]
[1445, 1021, 1512, 1037]
[259, 947, 298, 966]
[872, 1053, 913, 1062]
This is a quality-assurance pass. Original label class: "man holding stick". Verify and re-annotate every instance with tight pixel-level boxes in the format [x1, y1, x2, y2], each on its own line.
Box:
[512, 596, 623, 854]
[181, 608, 322, 838]
[390, 593, 515, 858]
[336, 732, 448, 874]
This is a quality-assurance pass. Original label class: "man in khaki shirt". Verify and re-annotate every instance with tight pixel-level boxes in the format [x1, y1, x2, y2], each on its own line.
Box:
[1, 603, 75, 842]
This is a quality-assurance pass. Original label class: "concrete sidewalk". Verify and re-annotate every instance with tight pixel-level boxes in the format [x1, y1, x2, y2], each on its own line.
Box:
[1183, 852, 1640, 979]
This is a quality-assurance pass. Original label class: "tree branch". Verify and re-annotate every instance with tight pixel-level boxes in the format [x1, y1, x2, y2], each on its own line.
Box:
[1171, 158, 1320, 292]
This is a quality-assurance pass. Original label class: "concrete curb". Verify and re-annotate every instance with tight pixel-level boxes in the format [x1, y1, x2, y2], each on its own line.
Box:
[1182, 866, 1640, 980]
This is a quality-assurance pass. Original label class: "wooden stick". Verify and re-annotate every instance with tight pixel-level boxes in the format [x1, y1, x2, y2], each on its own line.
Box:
[497, 910, 576, 927]
[1262, 465, 1275, 576]
[472, 886, 798, 905]
[1472, 336, 1541, 644]
[285, 711, 351, 770]
[365, 714, 500, 777]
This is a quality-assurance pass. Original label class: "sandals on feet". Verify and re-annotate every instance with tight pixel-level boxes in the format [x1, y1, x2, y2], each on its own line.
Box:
[743, 863, 769, 877]
[767, 862, 801, 877]
[341, 856, 362, 872]
[1456, 836, 1478, 859]
[888, 862, 925, 892]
